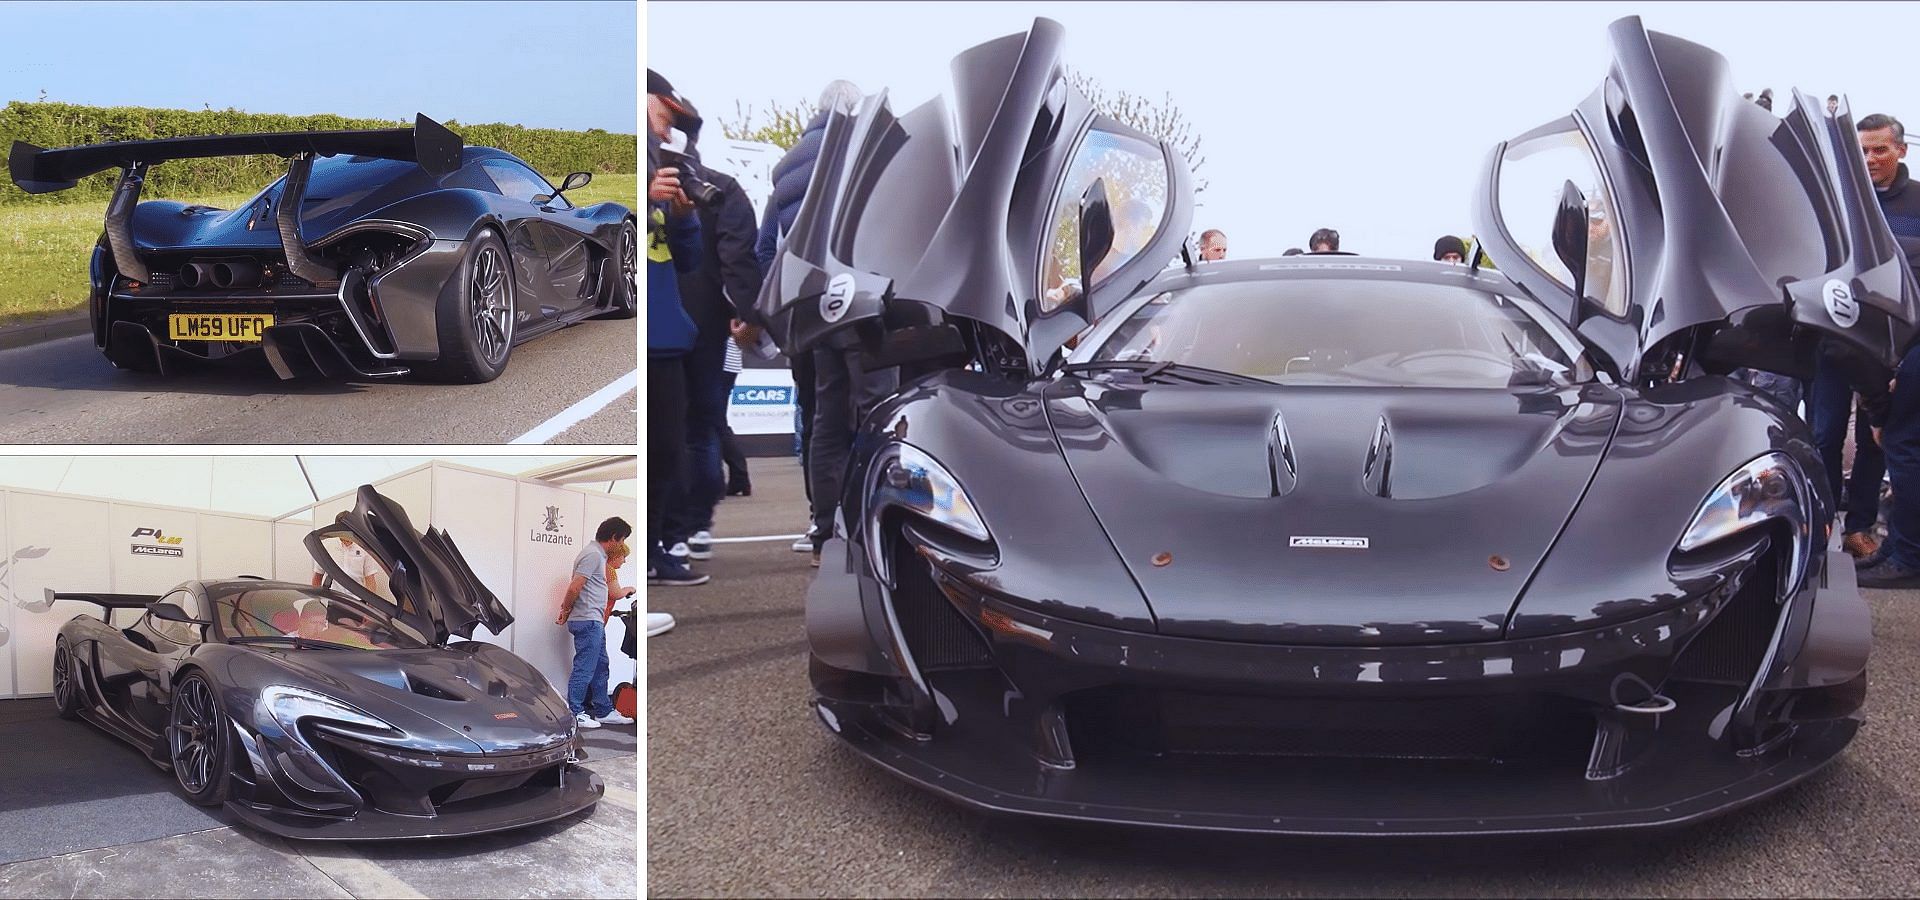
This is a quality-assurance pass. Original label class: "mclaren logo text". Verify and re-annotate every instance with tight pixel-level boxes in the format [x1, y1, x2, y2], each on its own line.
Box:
[131, 544, 184, 557]
[1289, 536, 1370, 549]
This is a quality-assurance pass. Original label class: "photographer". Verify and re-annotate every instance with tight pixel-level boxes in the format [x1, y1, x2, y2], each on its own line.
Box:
[647, 70, 708, 588]
[654, 76, 764, 571]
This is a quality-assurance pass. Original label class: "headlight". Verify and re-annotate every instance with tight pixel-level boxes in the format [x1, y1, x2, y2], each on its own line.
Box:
[256, 685, 400, 740]
[869, 442, 990, 543]
[1677, 452, 1811, 596]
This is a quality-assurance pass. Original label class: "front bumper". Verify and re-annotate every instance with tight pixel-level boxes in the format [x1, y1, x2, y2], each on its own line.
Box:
[810, 536, 1869, 836]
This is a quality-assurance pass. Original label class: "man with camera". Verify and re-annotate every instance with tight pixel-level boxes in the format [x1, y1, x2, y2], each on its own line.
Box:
[650, 70, 765, 573]
[647, 70, 709, 588]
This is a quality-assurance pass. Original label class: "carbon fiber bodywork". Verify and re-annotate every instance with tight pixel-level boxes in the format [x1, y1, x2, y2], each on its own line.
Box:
[47, 486, 601, 840]
[10, 117, 635, 380]
[785, 18, 1899, 836]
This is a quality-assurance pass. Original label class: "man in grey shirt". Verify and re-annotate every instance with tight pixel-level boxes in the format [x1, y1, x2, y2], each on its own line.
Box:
[558, 517, 635, 728]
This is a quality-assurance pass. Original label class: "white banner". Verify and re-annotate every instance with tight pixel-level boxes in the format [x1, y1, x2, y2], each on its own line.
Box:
[729, 367, 798, 436]
[512, 483, 588, 696]
[8, 494, 114, 696]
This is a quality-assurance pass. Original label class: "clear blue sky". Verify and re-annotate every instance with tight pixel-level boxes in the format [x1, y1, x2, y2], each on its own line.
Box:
[0, 0, 636, 133]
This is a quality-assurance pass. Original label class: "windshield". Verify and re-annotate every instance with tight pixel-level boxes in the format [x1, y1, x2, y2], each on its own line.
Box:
[1086, 277, 1593, 388]
[211, 584, 428, 650]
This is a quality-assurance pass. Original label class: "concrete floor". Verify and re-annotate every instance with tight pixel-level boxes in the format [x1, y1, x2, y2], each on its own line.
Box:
[648, 457, 1920, 897]
[0, 720, 637, 899]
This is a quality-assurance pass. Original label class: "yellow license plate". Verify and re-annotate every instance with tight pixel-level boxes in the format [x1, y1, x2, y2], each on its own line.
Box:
[167, 313, 274, 342]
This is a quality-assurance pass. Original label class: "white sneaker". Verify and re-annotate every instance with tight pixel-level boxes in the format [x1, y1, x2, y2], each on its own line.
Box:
[647, 612, 677, 636]
[791, 534, 813, 552]
[597, 711, 635, 726]
[573, 712, 602, 729]
[687, 530, 713, 560]
[668, 541, 690, 559]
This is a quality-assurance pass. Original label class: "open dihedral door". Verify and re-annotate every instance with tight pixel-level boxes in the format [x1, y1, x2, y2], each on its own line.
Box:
[753, 17, 1194, 374]
[1471, 16, 1918, 383]
[305, 485, 512, 646]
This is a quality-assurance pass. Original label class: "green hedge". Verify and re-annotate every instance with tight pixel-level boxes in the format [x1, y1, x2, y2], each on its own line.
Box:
[0, 102, 636, 206]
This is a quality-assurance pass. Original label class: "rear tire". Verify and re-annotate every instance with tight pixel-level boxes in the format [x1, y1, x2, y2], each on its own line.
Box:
[423, 229, 515, 383]
[51, 639, 83, 719]
[167, 672, 233, 806]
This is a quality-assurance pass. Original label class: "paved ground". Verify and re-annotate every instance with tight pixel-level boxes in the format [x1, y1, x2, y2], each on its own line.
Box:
[0, 318, 636, 445]
[0, 715, 637, 899]
[647, 457, 1920, 897]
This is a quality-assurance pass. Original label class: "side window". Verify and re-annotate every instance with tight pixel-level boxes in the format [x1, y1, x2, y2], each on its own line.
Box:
[1039, 126, 1170, 314]
[147, 589, 203, 646]
[482, 160, 562, 206]
[1497, 121, 1627, 317]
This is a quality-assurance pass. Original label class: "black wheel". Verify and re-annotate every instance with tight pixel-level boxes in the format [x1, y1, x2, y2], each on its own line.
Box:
[51, 639, 83, 719]
[601, 218, 638, 319]
[167, 672, 232, 805]
[425, 229, 515, 383]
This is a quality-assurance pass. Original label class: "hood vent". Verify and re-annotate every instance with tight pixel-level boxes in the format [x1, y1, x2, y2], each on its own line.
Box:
[1362, 414, 1394, 498]
[1267, 410, 1298, 497]
[406, 674, 467, 702]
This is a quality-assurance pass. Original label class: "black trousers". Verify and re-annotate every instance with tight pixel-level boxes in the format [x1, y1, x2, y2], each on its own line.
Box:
[809, 345, 899, 547]
[719, 370, 749, 486]
[647, 354, 688, 562]
[793, 351, 816, 505]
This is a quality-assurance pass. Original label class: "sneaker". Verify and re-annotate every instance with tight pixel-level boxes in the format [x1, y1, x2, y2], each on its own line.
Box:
[597, 711, 636, 726]
[668, 541, 691, 560]
[648, 559, 710, 587]
[792, 531, 816, 552]
[1857, 557, 1920, 589]
[647, 612, 677, 636]
[573, 712, 602, 730]
[1843, 531, 1881, 559]
[687, 530, 713, 560]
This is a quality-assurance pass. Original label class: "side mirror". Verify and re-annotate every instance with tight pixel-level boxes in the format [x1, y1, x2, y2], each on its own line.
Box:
[1078, 177, 1117, 289]
[559, 171, 593, 193]
[1551, 179, 1592, 326]
[150, 602, 207, 625]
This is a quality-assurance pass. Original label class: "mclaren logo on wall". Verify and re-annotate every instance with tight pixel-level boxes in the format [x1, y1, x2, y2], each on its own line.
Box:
[131, 527, 185, 558]
[530, 506, 575, 546]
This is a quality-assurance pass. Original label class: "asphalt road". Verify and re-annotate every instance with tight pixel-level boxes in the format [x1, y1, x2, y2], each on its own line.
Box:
[0, 319, 636, 445]
[647, 457, 1920, 897]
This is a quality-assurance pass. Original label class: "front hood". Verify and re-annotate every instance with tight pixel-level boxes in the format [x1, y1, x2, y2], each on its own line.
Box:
[249, 642, 573, 754]
[1044, 380, 1623, 645]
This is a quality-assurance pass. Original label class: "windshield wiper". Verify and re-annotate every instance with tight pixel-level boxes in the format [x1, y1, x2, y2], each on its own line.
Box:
[228, 635, 368, 652]
[1060, 360, 1273, 386]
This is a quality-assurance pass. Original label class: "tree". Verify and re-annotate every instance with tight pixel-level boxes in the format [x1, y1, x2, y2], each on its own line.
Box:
[718, 98, 815, 150]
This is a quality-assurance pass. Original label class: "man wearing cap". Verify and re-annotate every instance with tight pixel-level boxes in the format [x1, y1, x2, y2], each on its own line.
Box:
[1433, 235, 1467, 264]
[1308, 228, 1341, 254]
[646, 69, 709, 589]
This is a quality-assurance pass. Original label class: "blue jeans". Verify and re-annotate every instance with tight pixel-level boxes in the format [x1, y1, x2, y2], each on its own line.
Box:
[1880, 346, 1920, 569]
[665, 338, 729, 542]
[1809, 356, 1885, 534]
[566, 620, 611, 718]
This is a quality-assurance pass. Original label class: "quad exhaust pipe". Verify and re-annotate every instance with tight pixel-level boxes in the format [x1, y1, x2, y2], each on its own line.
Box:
[177, 262, 217, 289]
[178, 259, 264, 289]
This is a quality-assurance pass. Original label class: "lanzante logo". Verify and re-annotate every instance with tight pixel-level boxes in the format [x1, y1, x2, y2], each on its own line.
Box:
[530, 506, 574, 545]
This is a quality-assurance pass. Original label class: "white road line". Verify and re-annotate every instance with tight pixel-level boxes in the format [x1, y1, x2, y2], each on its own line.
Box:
[294, 841, 429, 899]
[510, 369, 638, 444]
[710, 534, 807, 544]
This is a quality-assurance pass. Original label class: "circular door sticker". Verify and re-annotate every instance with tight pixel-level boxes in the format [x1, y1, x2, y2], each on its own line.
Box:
[1824, 279, 1860, 327]
[821, 273, 856, 324]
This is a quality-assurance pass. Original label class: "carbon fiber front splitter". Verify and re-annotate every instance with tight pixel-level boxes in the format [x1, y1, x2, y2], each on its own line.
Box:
[814, 689, 1856, 837]
[221, 766, 604, 840]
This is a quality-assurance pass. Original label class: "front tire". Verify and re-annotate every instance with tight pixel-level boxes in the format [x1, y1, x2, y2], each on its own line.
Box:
[167, 672, 232, 806]
[602, 218, 638, 320]
[425, 229, 515, 383]
[51, 639, 83, 719]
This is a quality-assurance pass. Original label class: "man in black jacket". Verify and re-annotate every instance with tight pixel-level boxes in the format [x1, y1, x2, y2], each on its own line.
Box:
[664, 130, 764, 568]
[1851, 114, 1920, 587]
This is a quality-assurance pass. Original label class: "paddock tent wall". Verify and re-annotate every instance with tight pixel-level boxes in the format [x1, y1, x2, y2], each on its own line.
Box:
[276, 462, 639, 697]
[0, 487, 274, 699]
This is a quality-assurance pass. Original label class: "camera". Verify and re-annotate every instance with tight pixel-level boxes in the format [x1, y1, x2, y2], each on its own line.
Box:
[653, 128, 723, 209]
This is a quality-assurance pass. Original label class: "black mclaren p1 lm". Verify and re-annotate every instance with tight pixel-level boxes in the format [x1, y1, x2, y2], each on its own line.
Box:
[7, 114, 636, 382]
[48, 485, 602, 840]
[758, 17, 1913, 835]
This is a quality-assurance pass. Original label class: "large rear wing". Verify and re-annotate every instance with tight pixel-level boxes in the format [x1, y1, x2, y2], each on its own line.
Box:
[44, 590, 158, 618]
[7, 113, 463, 194]
[6, 114, 464, 286]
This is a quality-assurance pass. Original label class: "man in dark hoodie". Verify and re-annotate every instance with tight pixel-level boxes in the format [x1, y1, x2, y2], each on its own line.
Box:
[647, 70, 708, 587]
[1849, 113, 1920, 588]
[756, 80, 864, 555]
[658, 85, 764, 569]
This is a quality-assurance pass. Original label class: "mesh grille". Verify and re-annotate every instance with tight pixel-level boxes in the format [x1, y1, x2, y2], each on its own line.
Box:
[889, 545, 992, 670]
[1673, 552, 1782, 685]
